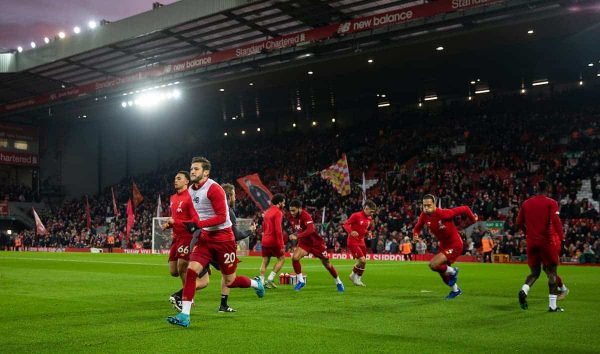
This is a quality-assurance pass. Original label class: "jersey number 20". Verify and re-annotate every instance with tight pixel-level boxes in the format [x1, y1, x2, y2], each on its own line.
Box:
[224, 252, 236, 264]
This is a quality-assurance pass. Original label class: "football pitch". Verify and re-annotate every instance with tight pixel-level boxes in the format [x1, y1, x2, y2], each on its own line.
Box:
[0, 252, 598, 354]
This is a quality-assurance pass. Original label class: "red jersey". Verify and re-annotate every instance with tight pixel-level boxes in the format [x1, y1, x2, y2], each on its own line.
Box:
[287, 210, 319, 239]
[516, 195, 564, 243]
[413, 206, 476, 247]
[344, 211, 373, 246]
[170, 189, 200, 239]
[262, 205, 284, 248]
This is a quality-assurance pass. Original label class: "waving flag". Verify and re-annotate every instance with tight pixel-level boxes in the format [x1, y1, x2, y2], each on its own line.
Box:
[111, 187, 120, 217]
[321, 153, 351, 196]
[156, 194, 163, 217]
[132, 181, 144, 209]
[85, 196, 92, 229]
[32, 207, 48, 236]
[126, 199, 135, 243]
[237, 173, 273, 211]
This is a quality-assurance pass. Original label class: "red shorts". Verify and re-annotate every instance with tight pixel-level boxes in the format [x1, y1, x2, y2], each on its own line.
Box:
[168, 237, 192, 262]
[262, 245, 285, 258]
[298, 235, 328, 260]
[527, 240, 559, 268]
[348, 244, 367, 259]
[189, 238, 240, 275]
[552, 236, 562, 255]
[439, 241, 463, 265]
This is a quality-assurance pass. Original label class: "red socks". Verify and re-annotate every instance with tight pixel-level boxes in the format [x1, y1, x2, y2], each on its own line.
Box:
[556, 275, 564, 288]
[326, 263, 339, 278]
[352, 265, 365, 276]
[292, 260, 302, 274]
[227, 276, 251, 288]
[182, 268, 199, 301]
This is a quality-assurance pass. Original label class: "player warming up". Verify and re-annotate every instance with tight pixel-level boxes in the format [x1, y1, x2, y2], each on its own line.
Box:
[287, 200, 344, 292]
[344, 200, 376, 287]
[516, 180, 567, 312]
[162, 171, 207, 311]
[259, 194, 287, 289]
[413, 194, 477, 299]
[167, 157, 264, 328]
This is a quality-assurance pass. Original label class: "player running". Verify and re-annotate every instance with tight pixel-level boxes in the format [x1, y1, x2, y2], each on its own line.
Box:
[167, 157, 264, 328]
[344, 200, 377, 287]
[162, 171, 207, 309]
[287, 199, 344, 292]
[516, 180, 567, 312]
[259, 194, 286, 289]
[413, 194, 477, 299]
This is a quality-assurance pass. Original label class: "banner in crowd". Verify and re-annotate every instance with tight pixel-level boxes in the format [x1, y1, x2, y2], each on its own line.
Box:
[321, 153, 351, 196]
[248, 251, 478, 262]
[0, 0, 504, 114]
[237, 173, 272, 211]
[484, 220, 504, 235]
[32, 207, 48, 236]
[0, 201, 8, 216]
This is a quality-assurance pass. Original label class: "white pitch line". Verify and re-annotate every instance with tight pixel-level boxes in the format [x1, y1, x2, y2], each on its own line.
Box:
[0, 256, 421, 269]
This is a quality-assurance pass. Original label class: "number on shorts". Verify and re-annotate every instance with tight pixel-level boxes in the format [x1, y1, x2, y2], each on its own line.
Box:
[224, 252, 236, 264]
[177, 245, 189, 254]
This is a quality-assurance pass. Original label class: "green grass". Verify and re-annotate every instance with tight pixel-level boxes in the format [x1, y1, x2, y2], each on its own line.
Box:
[0, 252, 598, 353]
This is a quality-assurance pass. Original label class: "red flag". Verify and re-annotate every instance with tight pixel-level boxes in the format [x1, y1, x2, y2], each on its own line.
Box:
[111, 187, 120, 217]
[126, 199, 135, 243]
[85, 196, 91, 229]
[236, 173, 273, 211]
[32, 207, 48, 236]
[132, 181, 144, 209]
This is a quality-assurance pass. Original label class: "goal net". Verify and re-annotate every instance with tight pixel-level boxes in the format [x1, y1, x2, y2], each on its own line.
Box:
[236, 218, 253, 256]
[152, 217, 172, 254]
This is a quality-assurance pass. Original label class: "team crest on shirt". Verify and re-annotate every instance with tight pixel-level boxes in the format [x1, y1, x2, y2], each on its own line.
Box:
[438, 221, 445, 229]
[447, 249, 453, 254]
[177, 201, 183, 213]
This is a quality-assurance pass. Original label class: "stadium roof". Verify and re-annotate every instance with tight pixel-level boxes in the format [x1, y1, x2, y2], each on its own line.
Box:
[1, 0, 599, 120]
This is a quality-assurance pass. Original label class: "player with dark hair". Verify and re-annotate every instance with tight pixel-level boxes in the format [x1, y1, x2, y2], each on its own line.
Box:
[288, 199, 344, 292]
[344, 200, 377, 287]
[516, 180, 567, 312]
[259, 193, 286, 288]
[162, 171, 208, 310]
[413, 194, 478, 299]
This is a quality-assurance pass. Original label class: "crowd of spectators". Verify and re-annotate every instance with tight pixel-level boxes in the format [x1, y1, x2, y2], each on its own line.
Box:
[0, 183, 38, 203]
[4, 88, 600, 263]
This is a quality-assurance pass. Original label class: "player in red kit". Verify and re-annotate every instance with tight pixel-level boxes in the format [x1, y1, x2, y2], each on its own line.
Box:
[288, 199, 344, 292]
[259, 194, 286, 289]
[516, 181, 566, 312]
[413, 195, 477, 299]
[344, 200, 377, 287]
[167, 157, 264, 327]
[161, 171, 207, 309]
